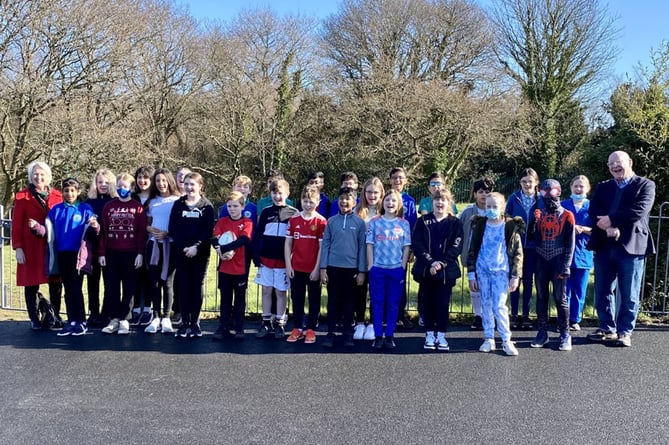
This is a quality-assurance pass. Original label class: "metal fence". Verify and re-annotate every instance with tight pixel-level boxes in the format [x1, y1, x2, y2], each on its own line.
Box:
[2, 202, 668, 319]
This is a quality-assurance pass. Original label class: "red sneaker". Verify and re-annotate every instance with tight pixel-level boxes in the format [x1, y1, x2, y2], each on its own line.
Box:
[286, 328, 304, 343]
[304, 329, 316, 344]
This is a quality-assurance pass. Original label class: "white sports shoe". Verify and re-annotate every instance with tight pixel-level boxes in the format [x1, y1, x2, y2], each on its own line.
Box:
[118, 319, 130, 335]
[436, 332, 449, 351]
[144, 317, 161, 334]
[479, 338, 496, 353]
[363, 324, 375, 340]
[160, 317, 174, 334]
[101, 318, 120, 334]
[502, 340, 519, 356]
[353, 323, 365, 340]
[424, 331, 436, 350]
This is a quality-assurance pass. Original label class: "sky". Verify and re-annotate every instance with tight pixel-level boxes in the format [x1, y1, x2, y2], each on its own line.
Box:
[179, 0, 669, 81]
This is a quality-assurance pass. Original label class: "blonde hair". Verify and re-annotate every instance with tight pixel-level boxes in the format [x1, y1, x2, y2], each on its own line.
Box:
[570, 175, 591, 191]
[116, 173, 136, 188]
[356, 177, 384, 220]
[233, 175, 253, 189]
[88, 168, 118, 199]
[226, 190, 245, 206]
[487, 192, 506, 215]
[432, 188, 455, 215]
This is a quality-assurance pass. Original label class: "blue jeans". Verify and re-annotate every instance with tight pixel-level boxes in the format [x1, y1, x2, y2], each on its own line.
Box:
[593, 246, 645, 336]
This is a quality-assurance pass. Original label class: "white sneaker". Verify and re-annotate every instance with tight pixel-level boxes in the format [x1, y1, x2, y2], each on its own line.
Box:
[436, 332, 449, 351]
[144, 317, 160, 334]
[118, 319, 130, 335]
[363, 324, 375, 340]
[424, 331, 436, 350]
[479, 338, 496, 353]
[502, 340, 519, 356]
[353, 323, 365, 340]
[101, 318, 120, 334]
[160, 317, 174, 334]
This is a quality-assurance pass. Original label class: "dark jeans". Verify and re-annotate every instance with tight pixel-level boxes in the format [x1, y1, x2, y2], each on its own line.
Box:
[353, 274, 368, 323]
[534, 256, 569, 334]
[147, 240, 175, 318]
[326, 267, 357, 335]
[421, 277, 455, 333]
[290, 270, 321, 330]
[510, 247, 536, 318]
[24, 281, 62, 323]
[102, 250, 139, 320]
[218, 272, 247, 332]
[57, 251, 86, 322]
[174, 253, 209, 325]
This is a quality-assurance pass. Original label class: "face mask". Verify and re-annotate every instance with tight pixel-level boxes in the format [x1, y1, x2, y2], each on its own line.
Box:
[117, 188, 131, 199]
[543, 196, 560, 212]
[485, 208, 500, 220]
[571, 193, 586, 201]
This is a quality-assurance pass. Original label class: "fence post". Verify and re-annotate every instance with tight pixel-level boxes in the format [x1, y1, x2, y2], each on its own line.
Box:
[1, 205, 5, 309]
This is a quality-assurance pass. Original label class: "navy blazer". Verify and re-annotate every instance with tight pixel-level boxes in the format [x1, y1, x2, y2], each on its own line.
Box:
[587, 175, 655, 256]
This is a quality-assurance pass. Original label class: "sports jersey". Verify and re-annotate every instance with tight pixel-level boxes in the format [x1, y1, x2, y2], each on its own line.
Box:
[286, 212, 327, 273]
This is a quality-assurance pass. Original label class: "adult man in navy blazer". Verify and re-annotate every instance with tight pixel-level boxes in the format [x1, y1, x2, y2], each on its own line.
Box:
[587, 150, 655, 347]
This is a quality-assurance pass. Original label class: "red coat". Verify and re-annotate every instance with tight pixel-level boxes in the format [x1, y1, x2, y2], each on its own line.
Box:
[11, 187, 63, 286]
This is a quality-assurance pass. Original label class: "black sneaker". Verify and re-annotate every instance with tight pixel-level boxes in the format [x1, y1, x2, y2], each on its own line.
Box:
[513, 315, 523, 330]
[521, 318, 533, 330]
[530, 329, 549, 348]
[31, 320, 43, 331]
[384, 336, 396, 349]
[189, 323, 202, 338]
[470, 315, 483, 330]
[175, 323, 190, 338]
[138, 311, 153, 326]
[372, 336, 384, 349]
[322, 333, 335, 348]
[343, 334, 355, 347]
[129, 311, 142, 326]
[274, 324, 285, 339]
[256, 321, 271, 339]
[212, 325, 229, 341]
[234, 331, 245, 340]
[171, 312, 182, 326]
[588, 329, 618, 342]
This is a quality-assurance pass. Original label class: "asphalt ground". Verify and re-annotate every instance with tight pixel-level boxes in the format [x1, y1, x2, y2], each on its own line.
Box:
[1, 320, 668, 445]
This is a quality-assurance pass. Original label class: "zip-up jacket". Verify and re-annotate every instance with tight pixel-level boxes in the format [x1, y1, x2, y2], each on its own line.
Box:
[253, 204, 298, 266]
[411, 213, 463, 282]
[467, 216, 524, 278]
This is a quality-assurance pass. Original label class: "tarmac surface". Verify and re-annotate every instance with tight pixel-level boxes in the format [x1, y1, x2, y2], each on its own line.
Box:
[1, 320, 668, 444]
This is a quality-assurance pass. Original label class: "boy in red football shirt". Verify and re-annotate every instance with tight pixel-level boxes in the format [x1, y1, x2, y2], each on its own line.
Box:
[212, 191, 254, 340]
[284, 186, 327, 344]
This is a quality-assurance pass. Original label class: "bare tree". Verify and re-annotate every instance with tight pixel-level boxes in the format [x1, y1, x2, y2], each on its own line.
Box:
[318, 0, 501, 181]
[490, 0, 620, 176]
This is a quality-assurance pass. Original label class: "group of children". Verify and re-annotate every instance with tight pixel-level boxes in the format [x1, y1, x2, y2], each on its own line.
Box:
[25, 164, 594, 355]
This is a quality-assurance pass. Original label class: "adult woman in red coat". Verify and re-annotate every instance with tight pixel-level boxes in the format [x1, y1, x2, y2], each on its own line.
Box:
[11, 161, 63, 330]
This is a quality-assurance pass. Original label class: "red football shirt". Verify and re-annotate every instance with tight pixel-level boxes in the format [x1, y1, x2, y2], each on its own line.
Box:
[213, 216, 253, 275]
[286, 212, 327, 273]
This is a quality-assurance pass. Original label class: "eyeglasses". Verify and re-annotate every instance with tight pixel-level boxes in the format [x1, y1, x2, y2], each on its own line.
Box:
[607, 160, 624, 167]
[391, 176, 406, 181]
[429, 182, 443, 187]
